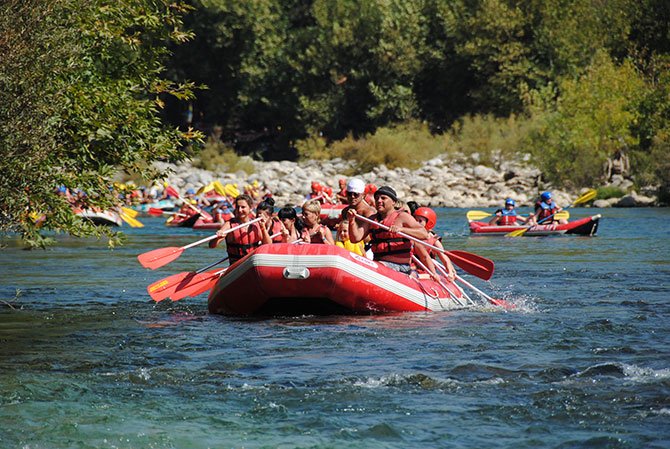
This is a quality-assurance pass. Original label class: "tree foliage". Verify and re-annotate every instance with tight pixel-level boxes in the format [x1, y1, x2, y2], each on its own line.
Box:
[0, 0, 201, 246]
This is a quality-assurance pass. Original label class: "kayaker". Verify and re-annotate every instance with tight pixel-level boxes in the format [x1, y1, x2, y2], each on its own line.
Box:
[347, 185, 437, 277]
[301, 199, 335, 244]
[340, 178, 376, 221]
[413, 207, 456, 281]
[534, 192, 567, 224]
[209, 194, 272, 263]
[335, 221, 365, 256]
[256, 198, 283, 243]
[277, 205, 301, 243]
[489, 198, 533, 226]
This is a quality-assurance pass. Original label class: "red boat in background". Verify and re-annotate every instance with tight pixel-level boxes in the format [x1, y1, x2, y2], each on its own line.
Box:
[319, 203, 346, 229]
[469, 214, 601, 236]
[208, 243, 469, 316]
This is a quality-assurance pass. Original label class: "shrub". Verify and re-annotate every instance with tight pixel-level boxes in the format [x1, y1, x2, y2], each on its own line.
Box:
[194, 138, 255, 174]
[596, 186, 626, 199]
[444, 113, 536, 167]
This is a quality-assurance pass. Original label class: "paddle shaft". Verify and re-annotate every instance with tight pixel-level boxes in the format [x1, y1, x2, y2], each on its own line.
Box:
[411, 255, 467, 307]
[187, 217, 263, 250]
[197, 230, 282, 274]
[353, 213, 493, 278]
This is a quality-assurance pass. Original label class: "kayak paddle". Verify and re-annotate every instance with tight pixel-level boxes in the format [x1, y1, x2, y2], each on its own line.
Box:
[137, 217, 262, 269]
[467, 210, 569, 222]
[119, 211, 144, 228]
[506, 189, 597, 237]
[121, 206, 139, 218]
[354, 213, 495, 280]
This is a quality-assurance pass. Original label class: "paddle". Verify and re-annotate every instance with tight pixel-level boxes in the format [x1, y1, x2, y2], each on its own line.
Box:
[506, 189, 597, 237]
[353, 213, 495, 280]
[467, 210, 569, 222]
[119, 211, 144, 228]
[455, 274, 514, 310]
[121, 206, 139, 218]
[411, 255, 469, 307]
[147, 207, 184, 216]
[152, 232, 285, 302]
[137, 217, 262, 269]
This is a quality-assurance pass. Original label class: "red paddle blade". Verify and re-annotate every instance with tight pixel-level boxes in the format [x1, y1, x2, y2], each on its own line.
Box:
[165, 186, 180, 198]
[169, 269, 224, 301]
[148, 207, 165, 216]
[490, 298, 515, 309]
[147, 271, 194, 302]
[137, 247, 185, 270]
[446, 250, 495, 281]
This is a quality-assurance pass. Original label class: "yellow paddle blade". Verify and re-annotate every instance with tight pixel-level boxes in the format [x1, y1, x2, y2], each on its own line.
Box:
[466, 210, 492, 221]
[554, 211, 569, 220]
[506, 227, 528, 237]
[573, 189, 597, 206]
[121, 206, 138, 218]
[196, 182, 214, 195]
[213, 181, 227, 196]
[120, 212, 144, 228]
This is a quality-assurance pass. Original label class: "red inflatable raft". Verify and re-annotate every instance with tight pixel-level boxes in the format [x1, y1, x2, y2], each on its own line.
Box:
[208, 243, 468, 316]
[469, 214, 601, 236]
[319, 203, 347, 229]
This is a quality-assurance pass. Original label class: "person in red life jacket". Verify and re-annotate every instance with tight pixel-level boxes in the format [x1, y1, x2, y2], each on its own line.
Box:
[300, 200, 335, 244]
[335, 178, 348, 204]
[414, 207, 456, 281]
[277, 205, 301, 243]
[364, 183, 377, 206]
[347, 185, 437, 277]
[256, 198, 283, 243]
[209, 194, 272, 264]
[489, 198, 533, 226]
[534, 191, 567, 225]
[212, 199, 234, 224]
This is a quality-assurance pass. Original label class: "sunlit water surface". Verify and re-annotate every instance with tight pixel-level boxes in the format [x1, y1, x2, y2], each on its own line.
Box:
[1, 208, 668, 448]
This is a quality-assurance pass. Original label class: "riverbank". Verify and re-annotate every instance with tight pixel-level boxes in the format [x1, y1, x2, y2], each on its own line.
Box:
[156, 156, 658, 208]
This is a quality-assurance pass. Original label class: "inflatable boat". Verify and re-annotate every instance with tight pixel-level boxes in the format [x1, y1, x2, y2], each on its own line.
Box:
[469, 214, 601, 236]
[208, 243, 470, 316]
[76, 210, 123, 227]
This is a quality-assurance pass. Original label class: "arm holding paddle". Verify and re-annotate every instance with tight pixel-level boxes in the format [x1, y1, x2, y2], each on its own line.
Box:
[353, 212, 495, 280]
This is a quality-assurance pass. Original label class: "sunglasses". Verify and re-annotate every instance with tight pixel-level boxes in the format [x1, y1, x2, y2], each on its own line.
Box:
[346, 192, 362, 197]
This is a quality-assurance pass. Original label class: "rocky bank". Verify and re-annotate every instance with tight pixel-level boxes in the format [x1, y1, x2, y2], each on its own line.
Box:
[156, 156, 657, 208]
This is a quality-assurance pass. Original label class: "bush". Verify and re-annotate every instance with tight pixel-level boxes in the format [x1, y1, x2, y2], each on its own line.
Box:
[194, 138, 255, 174]
[596, 186, 626, 199]
[328, 122, 444, 172]
[444, 113, 536, 167]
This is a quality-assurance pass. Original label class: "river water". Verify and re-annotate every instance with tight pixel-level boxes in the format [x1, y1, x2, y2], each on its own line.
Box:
[1, 208, 668, 448]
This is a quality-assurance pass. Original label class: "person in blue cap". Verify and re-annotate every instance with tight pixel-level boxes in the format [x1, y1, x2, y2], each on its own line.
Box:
[534, 192, 567, 224]
[489, 198, 533, 226]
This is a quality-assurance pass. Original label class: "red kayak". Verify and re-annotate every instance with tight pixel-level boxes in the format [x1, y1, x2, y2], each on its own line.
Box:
[469, 214, 601, 236]
[192, 213, 233, 230]
[208, 243, 469, 316]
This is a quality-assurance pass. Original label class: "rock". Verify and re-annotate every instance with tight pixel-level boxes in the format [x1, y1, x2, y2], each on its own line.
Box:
[615, 191, 656, 207]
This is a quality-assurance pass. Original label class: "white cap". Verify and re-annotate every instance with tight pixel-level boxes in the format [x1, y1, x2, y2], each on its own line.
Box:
[346, 178, 365, 193]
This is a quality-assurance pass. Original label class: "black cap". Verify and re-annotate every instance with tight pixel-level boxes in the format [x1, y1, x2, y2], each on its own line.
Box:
[374, 185, 398, 202]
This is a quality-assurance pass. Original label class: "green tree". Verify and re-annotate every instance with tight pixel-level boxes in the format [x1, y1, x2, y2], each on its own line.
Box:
[0, 0, 201, 247]
[525, 52, 648, 188]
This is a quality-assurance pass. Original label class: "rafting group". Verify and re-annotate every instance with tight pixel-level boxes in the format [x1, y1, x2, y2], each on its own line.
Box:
[136, 176, 600, 316]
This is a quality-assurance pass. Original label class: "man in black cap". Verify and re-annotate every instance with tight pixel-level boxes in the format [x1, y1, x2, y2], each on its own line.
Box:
[347, 185, 437, 277]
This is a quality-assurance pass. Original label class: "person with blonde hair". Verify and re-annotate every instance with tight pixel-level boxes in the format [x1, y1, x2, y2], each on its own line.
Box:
[301, 199, 335, 244]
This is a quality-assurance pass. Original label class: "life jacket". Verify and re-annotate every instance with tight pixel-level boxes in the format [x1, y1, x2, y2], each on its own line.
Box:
[336, 239, 365, 256]
[535, 201, 558, 223]
[225, 219, 264, 263]
[268, 218, 284, 243]
[499, 209, 518, 225]
[301, 224, 330, 244]
[369, 210, 413, 262]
